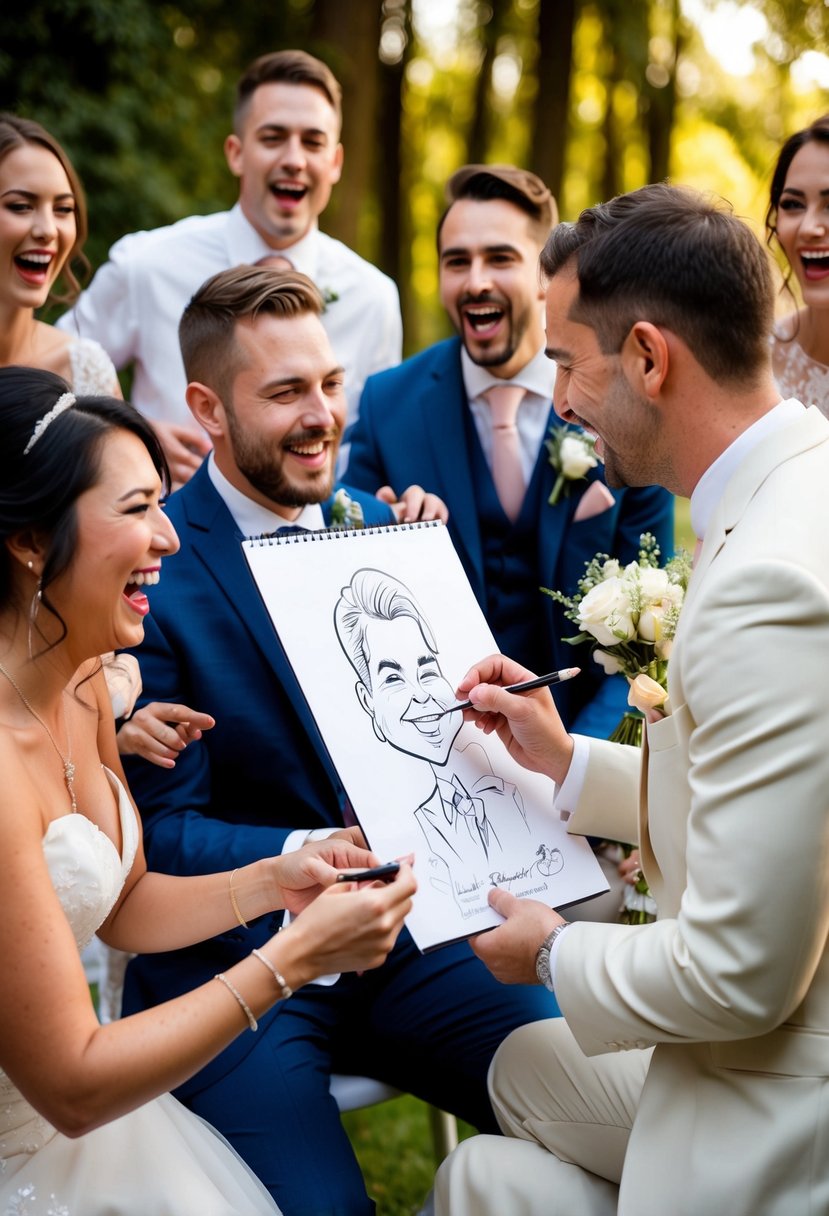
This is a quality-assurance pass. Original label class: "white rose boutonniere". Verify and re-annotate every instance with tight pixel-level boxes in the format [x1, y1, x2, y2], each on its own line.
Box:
[330, 488, 365, 529]
[546, 425, 599, 506]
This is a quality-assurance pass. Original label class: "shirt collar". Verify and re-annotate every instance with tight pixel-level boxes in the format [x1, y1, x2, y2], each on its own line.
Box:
[226, 204, 321, 280]
[461, 344, 555, 404]
[207, 453, 325, 536]
[690, 398, 805, 541]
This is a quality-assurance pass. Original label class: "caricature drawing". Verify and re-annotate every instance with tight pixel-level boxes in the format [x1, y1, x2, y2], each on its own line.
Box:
[333, 569, 531, 892]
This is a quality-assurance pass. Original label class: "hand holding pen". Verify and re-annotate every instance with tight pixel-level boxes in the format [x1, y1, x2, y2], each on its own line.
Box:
[452, 656, 578, 788]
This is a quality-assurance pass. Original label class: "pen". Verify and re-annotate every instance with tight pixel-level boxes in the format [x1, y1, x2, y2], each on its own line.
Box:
[436, 666, 581, 716]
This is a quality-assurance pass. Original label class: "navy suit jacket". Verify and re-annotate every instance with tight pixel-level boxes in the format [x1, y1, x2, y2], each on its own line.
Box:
[348, 338, 675, 738]
[120, 464, 394, 1079]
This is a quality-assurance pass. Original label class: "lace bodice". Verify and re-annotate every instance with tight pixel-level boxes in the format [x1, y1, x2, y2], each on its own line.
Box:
[771, 328, 829, 418]
[66, 339, 119, 396]
[0, 771, 138, 1163]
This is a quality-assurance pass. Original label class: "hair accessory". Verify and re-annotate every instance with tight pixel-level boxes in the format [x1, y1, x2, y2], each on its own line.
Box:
[251, 948, 293, 1000]
[229, 869, 249, 928]
[214, 972, 258, 1031]
[24, 392, 76, 456]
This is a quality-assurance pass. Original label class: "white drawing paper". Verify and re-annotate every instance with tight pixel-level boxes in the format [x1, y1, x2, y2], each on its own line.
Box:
[243, 522, 608, 952]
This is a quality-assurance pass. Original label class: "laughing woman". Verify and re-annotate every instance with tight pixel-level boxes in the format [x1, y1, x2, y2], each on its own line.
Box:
[0, 366, 415, 1214]
[0, 114, 119, 395]
[767, 114, 829, 412]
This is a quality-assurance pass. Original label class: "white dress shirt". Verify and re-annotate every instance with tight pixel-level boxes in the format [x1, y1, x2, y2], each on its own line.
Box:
[462, 345, 556, 485]
[58, 204, 402, 435]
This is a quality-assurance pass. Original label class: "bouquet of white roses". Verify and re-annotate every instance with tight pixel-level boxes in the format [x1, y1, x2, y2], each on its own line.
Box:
[544, 533, 692, 923]
[544, 532, 691, 728]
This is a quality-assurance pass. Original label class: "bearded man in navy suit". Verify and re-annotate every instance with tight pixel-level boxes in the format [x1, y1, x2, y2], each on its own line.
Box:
[348, 165, 674, 741]
[120, 264, 561, 1215]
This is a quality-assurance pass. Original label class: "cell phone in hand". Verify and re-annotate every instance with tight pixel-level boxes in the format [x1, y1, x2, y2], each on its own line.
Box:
[335, 862, 401, 884]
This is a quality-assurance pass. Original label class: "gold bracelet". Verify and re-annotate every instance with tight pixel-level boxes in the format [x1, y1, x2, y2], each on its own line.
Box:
[228, 869, 249, 928]
[214, 972, 258, 1031]
[250, 948, 293, 1000]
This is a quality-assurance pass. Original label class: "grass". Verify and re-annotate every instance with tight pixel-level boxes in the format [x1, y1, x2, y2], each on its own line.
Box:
[342, 1096, 475, 1215]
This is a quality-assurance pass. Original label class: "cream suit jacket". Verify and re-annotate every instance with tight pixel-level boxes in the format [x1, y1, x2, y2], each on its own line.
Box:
[560, 405, 829, 1215]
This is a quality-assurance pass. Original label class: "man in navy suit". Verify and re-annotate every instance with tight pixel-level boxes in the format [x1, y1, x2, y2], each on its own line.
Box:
[121, 264, 560, 1215]
[348, 165, 674, 741]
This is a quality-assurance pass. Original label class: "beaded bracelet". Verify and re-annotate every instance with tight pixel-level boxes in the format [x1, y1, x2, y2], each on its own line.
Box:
[250, 948, 293, 1000]
[228, 869, 249, 929]
[214, 972, 258, 1031]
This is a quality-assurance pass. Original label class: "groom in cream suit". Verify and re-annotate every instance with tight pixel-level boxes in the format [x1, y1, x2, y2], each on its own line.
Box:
[434, 184, 829, 1216]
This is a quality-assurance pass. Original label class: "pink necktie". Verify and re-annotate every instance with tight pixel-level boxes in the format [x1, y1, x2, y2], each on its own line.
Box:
[486, 384, 526, 523]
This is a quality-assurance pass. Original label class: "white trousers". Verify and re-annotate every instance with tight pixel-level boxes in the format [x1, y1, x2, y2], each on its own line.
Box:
[434, 1019, 651, 1215]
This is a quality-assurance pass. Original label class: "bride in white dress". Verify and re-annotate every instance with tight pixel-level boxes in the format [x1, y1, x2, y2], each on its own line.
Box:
[0, 366, 416, 1215]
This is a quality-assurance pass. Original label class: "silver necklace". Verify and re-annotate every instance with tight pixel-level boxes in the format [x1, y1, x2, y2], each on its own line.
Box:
[0, 659, 77, 813]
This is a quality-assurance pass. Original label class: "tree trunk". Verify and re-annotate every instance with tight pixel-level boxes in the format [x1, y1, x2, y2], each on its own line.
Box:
[310, 0, 383, 257]
[530, 0, 577, 201]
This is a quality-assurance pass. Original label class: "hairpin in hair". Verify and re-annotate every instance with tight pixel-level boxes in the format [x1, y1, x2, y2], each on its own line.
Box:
[23, 392, 77, 456]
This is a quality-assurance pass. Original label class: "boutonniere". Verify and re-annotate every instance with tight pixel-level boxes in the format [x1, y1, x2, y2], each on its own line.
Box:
[545, 425, 598, 506]
[330, 488, 365, 529]
[321, 286, 339, 308]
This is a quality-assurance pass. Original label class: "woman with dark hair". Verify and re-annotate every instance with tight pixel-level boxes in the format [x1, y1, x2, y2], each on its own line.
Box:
[0, 366, 415, 1214]
[0, 113, 118, 394]
[766, 113, 829, 411]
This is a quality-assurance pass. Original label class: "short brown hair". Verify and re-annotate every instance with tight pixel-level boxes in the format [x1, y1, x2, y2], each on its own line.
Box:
[540, 183, 774, 385]
[179, 265, 324, 400]
[0, 113, 89, 305]
[438, 164, 558, 249]
[234, 50, 342, 134]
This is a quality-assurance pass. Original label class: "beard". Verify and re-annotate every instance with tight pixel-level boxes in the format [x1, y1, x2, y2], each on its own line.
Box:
[226, 412, 339, 508]
[459, 292, 535, 369]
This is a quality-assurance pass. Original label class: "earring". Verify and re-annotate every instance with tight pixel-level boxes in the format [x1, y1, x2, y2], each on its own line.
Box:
[27, 560, 33, 571]
[27, 580, 42, 661]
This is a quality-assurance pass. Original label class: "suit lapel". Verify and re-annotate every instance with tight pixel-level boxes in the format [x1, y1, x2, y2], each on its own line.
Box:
[683, 407, 829, 618]
[179, 468, 322, 738]
[536, 408, 574, 590]
[420, 342, 485, 594]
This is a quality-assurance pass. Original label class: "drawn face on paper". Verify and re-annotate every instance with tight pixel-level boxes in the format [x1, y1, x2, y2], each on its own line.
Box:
[356, 616, 462, 765]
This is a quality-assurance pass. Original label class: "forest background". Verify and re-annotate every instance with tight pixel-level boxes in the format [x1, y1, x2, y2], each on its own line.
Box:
[2, 4, 828, 1210]
[2, 0, 828, 355]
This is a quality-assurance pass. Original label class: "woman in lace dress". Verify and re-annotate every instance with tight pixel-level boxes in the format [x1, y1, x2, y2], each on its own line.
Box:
[0, 366, 416, 1215]
[766, 114, 829, 412]
[0, 114, 119, 397]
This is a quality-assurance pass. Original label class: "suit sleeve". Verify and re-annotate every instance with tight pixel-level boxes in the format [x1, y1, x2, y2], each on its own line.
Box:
[122, 612, 292, 877]
[558, 559, 829, 1055]
[55, 234, 141, 370]
[568, 483, 675, 739]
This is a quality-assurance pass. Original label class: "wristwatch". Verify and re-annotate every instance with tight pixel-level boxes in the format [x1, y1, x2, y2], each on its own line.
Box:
[535, 922, 570, 992]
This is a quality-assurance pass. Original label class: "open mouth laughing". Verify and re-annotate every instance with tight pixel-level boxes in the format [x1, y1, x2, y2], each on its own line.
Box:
[270, 181, 308, 209]
[461, 299, 507, 340]
[800, 250, 829, 281]
[14, 249, 55, 285]
[123, 568, 160, 618]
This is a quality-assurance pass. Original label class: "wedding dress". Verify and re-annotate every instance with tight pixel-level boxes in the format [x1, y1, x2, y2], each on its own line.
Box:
[771, 323, 829, 416]
[0, 770, 280, 1215]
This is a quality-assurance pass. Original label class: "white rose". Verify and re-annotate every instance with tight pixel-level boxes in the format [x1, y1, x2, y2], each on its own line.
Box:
[593, 649, 622, 675]
[559, 435, 598, 479]
[627, 673, 668, 714]
[638, 603, 668, 642]
[637, 567, 670, 602]
[577, 578, 636, 646]
[655, 637, 673, 661]
[601, 559, 622, 579]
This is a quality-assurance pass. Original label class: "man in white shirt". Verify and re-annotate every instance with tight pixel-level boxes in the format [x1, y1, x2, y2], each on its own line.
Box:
[58, 49, 402, 485]
[433, 183, 829, 1216]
